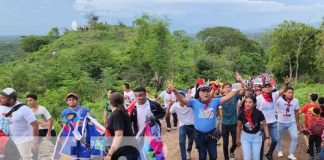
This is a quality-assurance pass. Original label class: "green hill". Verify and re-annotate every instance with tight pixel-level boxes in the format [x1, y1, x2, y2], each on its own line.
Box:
[0, 16, 323, 125]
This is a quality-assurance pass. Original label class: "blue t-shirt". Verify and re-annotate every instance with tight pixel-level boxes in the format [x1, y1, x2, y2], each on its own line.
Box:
[189, 98, 221, 133]
[61, 105, 89, 123]
[221, 93, 241, 125]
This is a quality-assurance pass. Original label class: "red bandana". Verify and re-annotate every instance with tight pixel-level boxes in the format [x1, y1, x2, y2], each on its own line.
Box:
[262, 92, 272, 102]
[244, 109, 255, 128]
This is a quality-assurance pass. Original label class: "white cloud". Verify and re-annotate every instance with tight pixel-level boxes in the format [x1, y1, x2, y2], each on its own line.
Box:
[73, 0, 285, 12]
[73, 0, 324, 30]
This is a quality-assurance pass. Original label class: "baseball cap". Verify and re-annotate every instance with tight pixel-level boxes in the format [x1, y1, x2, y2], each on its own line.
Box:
[178, 90, 186, 97]
[0, 87, 17, 99]
[66, 93, 78, 100]
[197, 85, 211, 92]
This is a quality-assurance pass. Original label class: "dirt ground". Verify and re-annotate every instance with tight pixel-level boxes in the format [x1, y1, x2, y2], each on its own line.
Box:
[34, 120, 310, 160]
[162, 122, 309, 160]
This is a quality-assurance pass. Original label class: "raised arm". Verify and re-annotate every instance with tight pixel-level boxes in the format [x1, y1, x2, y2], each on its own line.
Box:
[234, 71, 245, 96]
[168, 80, 189, 106]
[221, 89, 241, 105]
[279, 76, 291, 95]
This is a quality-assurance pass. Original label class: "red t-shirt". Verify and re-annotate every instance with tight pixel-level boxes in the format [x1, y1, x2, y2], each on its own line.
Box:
[300, 103, 321, 123]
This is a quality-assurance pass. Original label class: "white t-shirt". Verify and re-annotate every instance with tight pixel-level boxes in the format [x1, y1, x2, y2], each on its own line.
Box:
[124, 90, 135, 105]
[256, 91, 280, 124]
[0, 102, 36, 144]
[136, 100, 152, 132]
[170, 102, 194, 127]
[276, 97, 299, 123]
[159, 91, 176, 108]
[32, 105, 54, 130]
[190, 87, 196, 98]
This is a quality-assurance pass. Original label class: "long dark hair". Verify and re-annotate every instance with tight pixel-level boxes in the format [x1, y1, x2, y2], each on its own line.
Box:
[239, 96, 257, 113]
[109, 92, 127, 112]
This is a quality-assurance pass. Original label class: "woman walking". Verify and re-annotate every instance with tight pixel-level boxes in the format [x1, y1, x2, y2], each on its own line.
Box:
[104, 92, 139, 160]
[236, 97, 271, 160]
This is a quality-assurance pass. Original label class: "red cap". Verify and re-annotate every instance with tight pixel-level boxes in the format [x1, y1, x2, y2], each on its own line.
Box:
[66, 93, 78, 100]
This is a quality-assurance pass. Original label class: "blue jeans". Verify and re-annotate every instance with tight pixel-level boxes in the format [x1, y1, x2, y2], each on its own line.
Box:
[179, 125, 195, 160]
[277, 122, 298, 155]
[195, 129, 217, 160]
[320, 147, 324, 159]
[241, 131, 262, 160]
[260, 122, 278, 159]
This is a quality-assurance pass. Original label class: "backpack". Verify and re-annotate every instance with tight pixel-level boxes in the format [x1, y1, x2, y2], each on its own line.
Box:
[310, 118, 324, 135]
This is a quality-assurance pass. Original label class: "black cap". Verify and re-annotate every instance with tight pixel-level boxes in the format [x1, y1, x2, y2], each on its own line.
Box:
[197, 85, 211, 92]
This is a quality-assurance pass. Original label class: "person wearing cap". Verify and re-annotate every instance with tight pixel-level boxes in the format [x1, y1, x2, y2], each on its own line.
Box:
[276, 87, 299, 160]
[166, 90, 194, 160]
[257, 76, 290, 160]
[0, 87, 39, 160]
[220, 73, 245, 160]
[61, 93, 90, 123]
[169, 72, 245, 160]
[299, 92, 321, 154]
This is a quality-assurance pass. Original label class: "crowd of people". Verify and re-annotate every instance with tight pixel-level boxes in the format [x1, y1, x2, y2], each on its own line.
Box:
[0, 72, 323, 160]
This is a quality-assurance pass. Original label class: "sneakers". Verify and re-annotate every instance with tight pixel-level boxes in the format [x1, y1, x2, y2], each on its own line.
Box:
[166, 128, 171, 131]
[229, 152, 234, 160]
[186, 151, 191, 160]
[288, 154, 297, 160]
[278, 151, 283, 157]
[172, 126, 177, 130]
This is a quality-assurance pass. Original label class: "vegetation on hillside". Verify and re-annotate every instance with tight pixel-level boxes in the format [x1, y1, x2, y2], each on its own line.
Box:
[0, 14, 323, 127]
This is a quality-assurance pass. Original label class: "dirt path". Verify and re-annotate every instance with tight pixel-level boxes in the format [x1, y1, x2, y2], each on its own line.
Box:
[162, 125, 309, 160]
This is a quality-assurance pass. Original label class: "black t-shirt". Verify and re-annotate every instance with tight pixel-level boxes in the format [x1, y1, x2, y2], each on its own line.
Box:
[238, 108, 265, 134]
[107, 109, 134, 136]
[107, 109, 139, 159]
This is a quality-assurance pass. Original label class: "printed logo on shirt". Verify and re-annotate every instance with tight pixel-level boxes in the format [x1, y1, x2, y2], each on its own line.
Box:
[198, 108, 214, 119]
[244, 122, 255, 131]
[260, 101, 274, 112]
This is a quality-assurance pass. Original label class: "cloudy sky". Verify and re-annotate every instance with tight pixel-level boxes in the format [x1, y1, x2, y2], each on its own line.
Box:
[1, 0, 323, 35]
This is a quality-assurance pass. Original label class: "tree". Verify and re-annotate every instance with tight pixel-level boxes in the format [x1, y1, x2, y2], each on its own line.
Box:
[85, 12, 99, 27]
[269, 21, 319, 83]
[20, 35, 50, 52]
[315, 26, 324, 82]
[196, 27, 261, 55]
[125, 14, 173, 86]
[47, 27, 60, 41]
